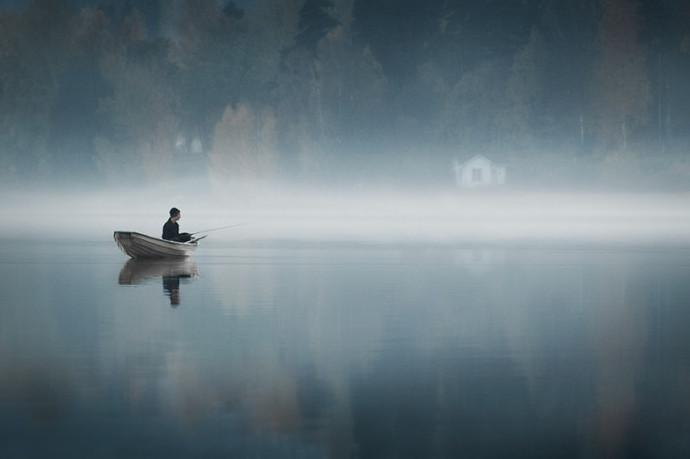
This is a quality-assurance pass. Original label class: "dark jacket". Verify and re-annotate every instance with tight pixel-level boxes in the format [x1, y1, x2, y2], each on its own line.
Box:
[162, 219, 191, 242]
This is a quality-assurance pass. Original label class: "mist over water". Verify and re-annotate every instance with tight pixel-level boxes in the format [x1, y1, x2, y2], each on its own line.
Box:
[4, 182, 690, 248]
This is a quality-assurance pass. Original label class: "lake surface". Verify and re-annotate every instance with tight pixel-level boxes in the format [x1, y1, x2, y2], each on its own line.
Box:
[2, 235, 690, 458]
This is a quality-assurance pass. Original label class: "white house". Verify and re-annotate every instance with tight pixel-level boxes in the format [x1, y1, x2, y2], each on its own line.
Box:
[453, 154, 506, 189]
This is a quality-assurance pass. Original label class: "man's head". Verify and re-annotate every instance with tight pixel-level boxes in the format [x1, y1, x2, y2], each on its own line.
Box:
[169, 207, 181, 221]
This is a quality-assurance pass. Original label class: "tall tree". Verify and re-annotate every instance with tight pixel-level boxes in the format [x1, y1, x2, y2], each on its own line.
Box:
[94, 9, 179, 182]
[534, 0, 599, 153]
[48, 7, 112, 180]
[591, 0, 650, 153]
[0, 0, 72, 180]
[208, 102, 278, 186]
[294, 0, 338, 52]
[245, 0, 305, 104]
[275, 13, 387, 181]
[496, 27, 546, 154]
[436, 60, 504, 152]
[174, 0, 303, 159]
[175, 0, 248, 152]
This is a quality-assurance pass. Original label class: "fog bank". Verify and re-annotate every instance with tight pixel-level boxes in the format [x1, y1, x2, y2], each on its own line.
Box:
[3, 184, 690, 248]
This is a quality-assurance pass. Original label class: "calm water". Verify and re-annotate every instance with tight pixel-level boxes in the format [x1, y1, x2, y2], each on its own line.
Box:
[2, 236, 690, 458]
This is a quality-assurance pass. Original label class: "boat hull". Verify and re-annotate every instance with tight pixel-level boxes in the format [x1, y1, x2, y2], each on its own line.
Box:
[114, 231, 198, 259]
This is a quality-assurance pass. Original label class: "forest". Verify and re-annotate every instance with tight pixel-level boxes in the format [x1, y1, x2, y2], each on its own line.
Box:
[1, 0, 690, 191]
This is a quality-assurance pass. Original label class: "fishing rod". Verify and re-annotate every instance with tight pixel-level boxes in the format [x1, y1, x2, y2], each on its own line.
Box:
[190, 220, 264, 236]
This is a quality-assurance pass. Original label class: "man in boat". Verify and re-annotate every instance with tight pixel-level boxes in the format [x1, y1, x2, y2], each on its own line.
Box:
[162, 207, 193, 242]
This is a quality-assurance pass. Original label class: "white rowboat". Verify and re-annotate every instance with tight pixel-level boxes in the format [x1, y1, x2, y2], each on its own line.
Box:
[114, 231, 198, 259]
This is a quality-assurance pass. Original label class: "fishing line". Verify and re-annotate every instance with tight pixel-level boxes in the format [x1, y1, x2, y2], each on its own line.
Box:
[191, 220, 264, 235]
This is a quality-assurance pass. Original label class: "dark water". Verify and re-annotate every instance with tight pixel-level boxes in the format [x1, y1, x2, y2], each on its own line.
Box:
[2, 237, 690, 458]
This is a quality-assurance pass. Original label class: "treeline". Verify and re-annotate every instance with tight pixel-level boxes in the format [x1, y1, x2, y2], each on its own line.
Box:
[2, 0, 690, 189]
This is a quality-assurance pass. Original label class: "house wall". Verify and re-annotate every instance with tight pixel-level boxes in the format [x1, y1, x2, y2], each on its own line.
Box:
[455, 156, 493, 188]
[454, 156, 507, 188]
[493, 166, 507, 185]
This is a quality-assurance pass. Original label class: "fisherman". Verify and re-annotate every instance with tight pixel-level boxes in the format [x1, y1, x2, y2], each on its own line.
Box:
[162, 207, 192, 242]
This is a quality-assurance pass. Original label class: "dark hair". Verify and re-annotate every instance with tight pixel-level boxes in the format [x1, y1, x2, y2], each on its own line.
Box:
[169, 207, 180, 217]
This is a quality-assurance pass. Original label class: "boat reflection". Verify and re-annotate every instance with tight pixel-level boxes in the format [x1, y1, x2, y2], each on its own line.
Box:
[118, 258, 198, 306]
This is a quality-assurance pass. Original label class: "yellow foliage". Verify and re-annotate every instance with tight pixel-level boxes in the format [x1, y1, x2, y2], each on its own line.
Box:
[208, 103, 278, 182]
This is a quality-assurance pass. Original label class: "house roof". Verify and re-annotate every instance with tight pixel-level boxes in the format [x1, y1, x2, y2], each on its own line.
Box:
[456, 154, 503, 168]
